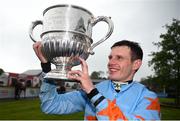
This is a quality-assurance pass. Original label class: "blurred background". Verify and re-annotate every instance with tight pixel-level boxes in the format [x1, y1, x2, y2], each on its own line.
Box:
[0, 0, 180, 120]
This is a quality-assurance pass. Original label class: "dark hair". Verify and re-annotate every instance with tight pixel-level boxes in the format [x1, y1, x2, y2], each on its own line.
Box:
[111, 40, 143, 61]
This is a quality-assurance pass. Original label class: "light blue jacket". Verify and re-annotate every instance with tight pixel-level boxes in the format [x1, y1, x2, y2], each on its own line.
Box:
[39, 79, 160, 120]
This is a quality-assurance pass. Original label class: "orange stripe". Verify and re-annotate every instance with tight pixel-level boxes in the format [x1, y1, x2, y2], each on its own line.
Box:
[86, 115, 97, 121]
[135, 115, 145, 121]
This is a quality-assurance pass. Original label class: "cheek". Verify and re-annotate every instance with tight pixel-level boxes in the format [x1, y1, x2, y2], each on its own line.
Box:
[120, 63, 133, 74]
[124, 64, 134, 75]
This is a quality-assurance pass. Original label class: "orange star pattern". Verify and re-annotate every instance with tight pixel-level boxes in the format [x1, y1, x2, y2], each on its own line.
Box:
[97, 99, 127, 121]
[86, 115, 97, 121]
[135, 115, 145, 121]
[145, 97, 160, 112]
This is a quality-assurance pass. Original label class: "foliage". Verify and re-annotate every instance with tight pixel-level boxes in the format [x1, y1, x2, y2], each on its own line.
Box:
[90, 71, 106, 79]
[148, 19, 180, 104]
[0, 68, 4, 75]
[91, 71, 100, 79]
[149, 19, 180, 79]
[140, 76, 162, 92]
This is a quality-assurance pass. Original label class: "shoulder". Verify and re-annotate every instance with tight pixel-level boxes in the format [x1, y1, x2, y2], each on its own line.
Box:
[94, 80, 110, 90]
[95, 80, 110, 86]
[132, 81, 158, 98]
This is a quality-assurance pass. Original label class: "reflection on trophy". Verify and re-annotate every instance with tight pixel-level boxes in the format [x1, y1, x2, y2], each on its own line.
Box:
[29, 4, 114, 82]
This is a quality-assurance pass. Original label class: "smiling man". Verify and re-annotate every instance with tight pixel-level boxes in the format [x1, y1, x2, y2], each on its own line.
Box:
[33, 40, 160, 120]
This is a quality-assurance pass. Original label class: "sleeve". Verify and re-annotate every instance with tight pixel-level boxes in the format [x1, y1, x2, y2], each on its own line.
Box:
[87, 88, 160, 121]
[39, 77, 86, 115]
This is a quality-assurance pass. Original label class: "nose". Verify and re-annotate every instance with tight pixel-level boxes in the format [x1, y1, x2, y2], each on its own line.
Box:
[108, 57, 117, 66]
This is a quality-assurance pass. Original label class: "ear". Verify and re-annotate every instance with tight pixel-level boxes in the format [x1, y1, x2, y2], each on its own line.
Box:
[132, 59, 142, 71]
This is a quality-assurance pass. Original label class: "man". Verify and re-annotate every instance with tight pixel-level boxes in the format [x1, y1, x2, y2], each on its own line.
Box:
[33, 40, 160, 120]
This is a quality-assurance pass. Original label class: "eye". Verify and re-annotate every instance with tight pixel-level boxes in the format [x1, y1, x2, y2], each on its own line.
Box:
[116, 55, 123, 60]
[108, 55, 112, 60]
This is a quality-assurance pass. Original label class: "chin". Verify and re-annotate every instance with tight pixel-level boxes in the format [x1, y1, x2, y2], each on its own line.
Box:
[108, 75, 119, 81]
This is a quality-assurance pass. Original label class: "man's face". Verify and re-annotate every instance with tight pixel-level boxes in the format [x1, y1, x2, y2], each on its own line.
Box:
[107, 46, 141, 82]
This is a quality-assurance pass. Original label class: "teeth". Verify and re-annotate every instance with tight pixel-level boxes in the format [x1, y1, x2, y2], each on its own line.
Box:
[109, 68, 118, 72]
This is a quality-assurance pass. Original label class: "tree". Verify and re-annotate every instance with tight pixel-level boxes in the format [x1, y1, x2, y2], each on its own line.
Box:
[140, 75, 164, 93]
[0, 68, 4, 75]
[90, 71, 106, 79]
[90, 71, 101, 79]
[149, 19, 180, 105]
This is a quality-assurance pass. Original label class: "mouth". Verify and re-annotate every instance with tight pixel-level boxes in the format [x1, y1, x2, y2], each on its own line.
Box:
[108, 67, 120, 73]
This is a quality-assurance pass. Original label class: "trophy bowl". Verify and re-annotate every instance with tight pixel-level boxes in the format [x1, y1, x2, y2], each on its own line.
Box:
[29, 4, 114, 82]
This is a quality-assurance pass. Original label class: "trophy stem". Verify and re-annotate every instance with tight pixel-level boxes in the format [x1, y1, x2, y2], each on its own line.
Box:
[56, 64, 72, 76]
[44, 64, 73, 82]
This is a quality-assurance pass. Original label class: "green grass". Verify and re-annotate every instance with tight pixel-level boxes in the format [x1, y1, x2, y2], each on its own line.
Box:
[159, 97, 175, 104]
[0, 98, 84, 120]
[159, 98, 180, 120]
[161, 106, 180, 120]
[0, 98, 180, 120]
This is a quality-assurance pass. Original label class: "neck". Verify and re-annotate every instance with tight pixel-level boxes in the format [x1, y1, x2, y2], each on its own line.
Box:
[112, 79, 133, 84]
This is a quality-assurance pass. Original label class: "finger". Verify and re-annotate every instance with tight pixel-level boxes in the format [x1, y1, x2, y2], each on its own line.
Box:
[37, 45, 48, 63]
[68, 74, 81, 81]
[37, 43, 44, 57]
[33, 42, 40, 57]
[68, 70, 83, 77]
[78, 57, 88, 74]
[33, 41, 47, 63]
[33, 41, 41, 52]
[67, 71, 82, 82]
[33, 41, 41, 49]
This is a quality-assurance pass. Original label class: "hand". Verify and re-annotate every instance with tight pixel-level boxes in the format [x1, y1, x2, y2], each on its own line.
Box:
[33, 41, 47, 63]
[67, 57, 95, 93]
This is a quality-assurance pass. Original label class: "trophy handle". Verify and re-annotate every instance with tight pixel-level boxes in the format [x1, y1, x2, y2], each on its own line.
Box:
[89, 16, 114, 55]
[29, 20, 43, 42]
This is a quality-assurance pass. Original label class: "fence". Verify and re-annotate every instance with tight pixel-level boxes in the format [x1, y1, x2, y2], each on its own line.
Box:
[0, 87, 39, 99]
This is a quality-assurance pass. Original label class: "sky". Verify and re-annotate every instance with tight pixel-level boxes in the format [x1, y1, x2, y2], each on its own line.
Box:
[0, 0, 179, 81]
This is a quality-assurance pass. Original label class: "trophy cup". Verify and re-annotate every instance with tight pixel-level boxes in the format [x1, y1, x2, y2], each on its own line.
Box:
[29, 4, 114, 82]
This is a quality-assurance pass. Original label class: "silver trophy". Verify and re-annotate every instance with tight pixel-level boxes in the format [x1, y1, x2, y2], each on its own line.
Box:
[29, 4, 114, 82]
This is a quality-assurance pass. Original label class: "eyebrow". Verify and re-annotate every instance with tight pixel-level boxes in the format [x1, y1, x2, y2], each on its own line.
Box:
[108, 55, 124, 59]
